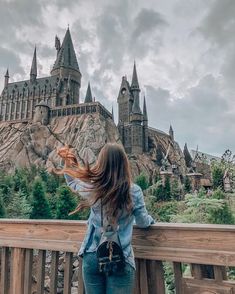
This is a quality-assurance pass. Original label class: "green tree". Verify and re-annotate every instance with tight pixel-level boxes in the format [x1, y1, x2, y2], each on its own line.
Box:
[135, 172, 149, 191]
[171, 179, 181, 200]
[212, 165, 224, 190]
[30, 177, 52, 219]
[164, 176, 171, 201]
[7, 192, 32, 219]
[56, 185, 77, 219]
[184, 176, 191, 193]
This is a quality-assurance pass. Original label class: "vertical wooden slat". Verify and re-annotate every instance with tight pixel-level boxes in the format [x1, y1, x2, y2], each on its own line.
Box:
[24, 248, 33, 294]
[10, 247, 25, 294]
[134, 258, 140, 294]
[191, 264, 202, 279]
[36, 249, 46, 294]
[173, 262, 183, 294]
[78, 257, 84, 294]
[50, 251, 59, 294]
[139, 259, 148, 294]
[64, 252, 73, 294]
[1, 247, 10, 294]
[155, 261, 165, 294]
[213, 265, 227, 282]
[146, 260, 165, 294]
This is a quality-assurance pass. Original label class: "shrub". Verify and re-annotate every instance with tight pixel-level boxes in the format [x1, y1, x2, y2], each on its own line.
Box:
[135, 172, 149, 191]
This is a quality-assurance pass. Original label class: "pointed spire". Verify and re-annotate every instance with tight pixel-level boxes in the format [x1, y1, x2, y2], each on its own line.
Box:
[30, 46, 37, 82]
[184, 143, 193, 168]
[131, 61, 140, 90]
[4, 68, 9, 88]
[5, 69, 9, 78]
[169, 125, 174, 140]
[112, 105, 114, 120]
[84, 82, 93, 103]
[52, 28, 80, 73]
[143, 96, 148, 121]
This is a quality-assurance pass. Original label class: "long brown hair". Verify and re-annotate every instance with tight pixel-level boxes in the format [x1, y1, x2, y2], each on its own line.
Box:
[55, 143, 133, 219]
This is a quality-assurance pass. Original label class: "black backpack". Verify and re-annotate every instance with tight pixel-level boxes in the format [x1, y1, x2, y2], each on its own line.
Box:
[96, 201, 125, 275]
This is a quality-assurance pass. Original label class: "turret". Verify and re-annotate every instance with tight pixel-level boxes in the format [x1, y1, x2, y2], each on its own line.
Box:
[4, 69, 9, 88]
[30, 47, 37, 83]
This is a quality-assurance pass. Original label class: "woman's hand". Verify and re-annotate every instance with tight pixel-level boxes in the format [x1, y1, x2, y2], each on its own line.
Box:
[57, 145, 78, 168]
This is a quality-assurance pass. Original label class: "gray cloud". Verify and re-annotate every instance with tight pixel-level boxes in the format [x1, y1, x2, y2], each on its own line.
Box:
[0, 47, 25, 76]
[0, 0, 234, 156]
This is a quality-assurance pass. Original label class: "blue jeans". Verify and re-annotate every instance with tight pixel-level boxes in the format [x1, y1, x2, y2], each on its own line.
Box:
[82, 252, 135, 294]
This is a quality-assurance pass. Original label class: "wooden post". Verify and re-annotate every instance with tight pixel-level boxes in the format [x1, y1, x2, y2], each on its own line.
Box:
[146, 260, 165, 294]
[64, 252, 73, 294]
[10, 247, 25, 294]
[173, 262, 183, 294]
[24, 249, 33, 294]
[50, 251, 59, 294]
[78, 257, 85, 294]
[1, 247, 10, 294]
[36, 250, 46, 293]
[139, 259, 148, 294]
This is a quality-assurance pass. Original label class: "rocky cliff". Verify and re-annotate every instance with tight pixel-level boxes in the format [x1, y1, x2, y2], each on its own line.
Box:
[0, 114, 186, 180]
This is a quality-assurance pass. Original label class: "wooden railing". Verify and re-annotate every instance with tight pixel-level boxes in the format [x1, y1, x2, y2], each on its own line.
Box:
[1, 220, 235, 294]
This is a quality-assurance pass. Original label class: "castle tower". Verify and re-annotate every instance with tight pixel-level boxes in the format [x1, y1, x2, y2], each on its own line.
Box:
[117, 76, 133, 125]
[117, 76, 133, 153]
[4, 69, 9, 88]
[51, 28, 82, 105]
[33, 101, 50, 125]
[169, 125, 174, 141]
[130, 62, 143, 154]
[30, 47, 37, 83]
[84, 82, 93, 103]
[143, 96, 148, 152]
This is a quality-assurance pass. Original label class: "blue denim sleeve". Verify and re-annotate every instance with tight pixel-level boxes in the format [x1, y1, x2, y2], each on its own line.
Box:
[132, 184, 155, 228]
[64, 174, 92, 199]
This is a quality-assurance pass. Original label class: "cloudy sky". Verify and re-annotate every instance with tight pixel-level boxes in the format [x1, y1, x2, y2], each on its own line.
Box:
[0, 0, 234, 156]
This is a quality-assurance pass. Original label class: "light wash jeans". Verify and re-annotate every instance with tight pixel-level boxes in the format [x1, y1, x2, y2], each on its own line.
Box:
[82, 252, 135, 294]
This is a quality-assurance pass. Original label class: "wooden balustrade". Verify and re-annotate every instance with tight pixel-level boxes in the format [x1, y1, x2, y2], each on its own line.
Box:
[0, 220, 235, 293]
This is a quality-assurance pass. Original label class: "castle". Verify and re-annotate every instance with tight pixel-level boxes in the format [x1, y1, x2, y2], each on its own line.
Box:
[0, 28, 173, 155]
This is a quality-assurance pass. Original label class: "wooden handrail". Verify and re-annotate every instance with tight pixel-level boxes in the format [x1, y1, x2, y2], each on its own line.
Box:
[1, 220, 235, 293]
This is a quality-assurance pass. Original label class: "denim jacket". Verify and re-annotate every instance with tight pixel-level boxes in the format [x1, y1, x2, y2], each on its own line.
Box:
[64, 174, 155, 269]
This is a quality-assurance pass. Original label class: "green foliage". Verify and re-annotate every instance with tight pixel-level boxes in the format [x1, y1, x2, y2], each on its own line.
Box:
[184, 176, 191, 193]
[164, 176, 171, 201]
[171, 188, 235, 225]
[150, 177, 171, 202]
[156, 202, 178, 222]
[212, 165, 224, 189]
[56, 185, 77, 219]
[164, 262, 175, 294]
[135, 172, 149, 191]
[0, 194, 6, 218]
[171, 179, 181, 200]
[7, 191, 32, 219]
[30, 177, 52, 219]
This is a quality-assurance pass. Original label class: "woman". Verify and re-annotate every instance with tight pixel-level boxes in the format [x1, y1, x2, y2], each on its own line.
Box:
[56, 143, 154, 294]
